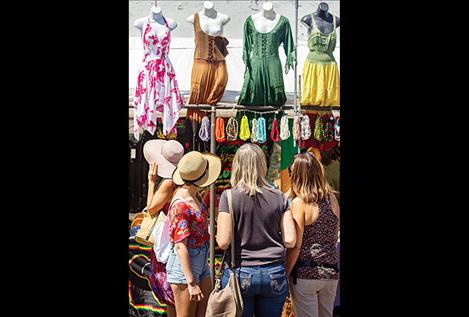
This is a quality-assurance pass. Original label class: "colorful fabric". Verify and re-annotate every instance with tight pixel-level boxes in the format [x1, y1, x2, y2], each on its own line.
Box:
[198, 116, 211, 142]
[149, 248, 175, 306]
[323, 114, 335, 142]
[250, 118, 259, 143]
[168, 200, 210, 249]
[314, 115, 324, 141]
[300, 115, 312, 140]
[257, 117, 267, 144]
[301, 113, 338, 151]
[239, 115, 251, 141]
[238, 16, 296, 106]
[280, 115, 291, 141]
[271, 117, 280, 142]
[332, 110, 340, 141]
[280, 118, 297, 191]
[226, 117, 239, 141]
[301, 15, 340, 107]
[133, 18, 184, 140]
[293, 115, 301, 141]
[215, 118, 226, 143]
[129, 239, 166, 317]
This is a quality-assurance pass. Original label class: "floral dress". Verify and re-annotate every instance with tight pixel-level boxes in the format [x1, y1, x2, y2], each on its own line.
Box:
[133, 17, 184, 140]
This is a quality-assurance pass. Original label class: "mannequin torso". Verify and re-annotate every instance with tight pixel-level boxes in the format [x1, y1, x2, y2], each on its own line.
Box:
[301, 2, 340, 34]
[134, 6, 177, 38]
[187, 1, 230, 36]
[251, 1, 281, 33]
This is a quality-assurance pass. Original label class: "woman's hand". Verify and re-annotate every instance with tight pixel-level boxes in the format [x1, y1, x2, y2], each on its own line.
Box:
[188, 282, 204, 301]
[148, 162, 158, 183]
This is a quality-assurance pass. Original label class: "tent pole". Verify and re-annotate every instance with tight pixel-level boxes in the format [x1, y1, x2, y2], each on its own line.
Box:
[209, 105, 216, 286]
[295, 0, 301, 154]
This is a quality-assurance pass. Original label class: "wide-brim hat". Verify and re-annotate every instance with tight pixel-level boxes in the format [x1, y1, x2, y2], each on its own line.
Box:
[143, 140, 184, 179]
[172, 151, 221, 188]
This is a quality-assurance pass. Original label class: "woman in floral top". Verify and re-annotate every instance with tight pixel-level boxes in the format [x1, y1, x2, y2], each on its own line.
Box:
[166, 151, 221, 317]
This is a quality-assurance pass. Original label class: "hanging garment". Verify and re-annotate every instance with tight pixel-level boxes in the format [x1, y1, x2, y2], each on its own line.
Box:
[302, 113, 338, 151]
[133, 17, 184, 140]
[188, 13, 229, 105]
[238, 15, 296, 106]
[301, 15, 340, 107]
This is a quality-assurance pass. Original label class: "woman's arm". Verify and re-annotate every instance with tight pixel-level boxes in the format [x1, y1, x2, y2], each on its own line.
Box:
[147, 179, 174, 216]
[216, 211, 232, 250]
[330, 192, 340, 233]
[146, 163, 158, 210]
[281, 210, 296, 248]
[286, 198, 305, 276]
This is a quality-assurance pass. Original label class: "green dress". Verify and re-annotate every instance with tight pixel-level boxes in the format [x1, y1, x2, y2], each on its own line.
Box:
[238, 15, 296, 107]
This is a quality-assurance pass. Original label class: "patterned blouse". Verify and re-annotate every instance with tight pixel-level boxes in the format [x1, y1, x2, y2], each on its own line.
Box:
[297, 195, 339, 280]
[168, 199, 209, 249]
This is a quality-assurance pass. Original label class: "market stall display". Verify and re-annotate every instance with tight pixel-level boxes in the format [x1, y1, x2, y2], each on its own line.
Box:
[129, 1, 341, 315]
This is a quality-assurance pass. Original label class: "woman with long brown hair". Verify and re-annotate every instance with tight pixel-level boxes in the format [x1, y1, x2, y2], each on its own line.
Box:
[286, 152, 340, 317]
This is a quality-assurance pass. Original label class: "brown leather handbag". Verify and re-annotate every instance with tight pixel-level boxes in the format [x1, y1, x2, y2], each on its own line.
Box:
[205, 189, 244, 317]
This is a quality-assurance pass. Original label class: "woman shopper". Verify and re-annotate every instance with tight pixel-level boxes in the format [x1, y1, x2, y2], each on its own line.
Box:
[216, 143, 297, 317]
[166, 151, 222, 317]
[286, 153, 340, 317]
[145, 139, 185, 317]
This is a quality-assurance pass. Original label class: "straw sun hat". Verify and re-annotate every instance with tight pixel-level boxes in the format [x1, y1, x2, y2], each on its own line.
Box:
[172, 151, 221, 188]
[143, 139, 185, 179]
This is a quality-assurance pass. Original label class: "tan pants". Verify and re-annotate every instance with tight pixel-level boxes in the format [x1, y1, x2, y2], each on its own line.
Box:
[291, 279, 338, 317]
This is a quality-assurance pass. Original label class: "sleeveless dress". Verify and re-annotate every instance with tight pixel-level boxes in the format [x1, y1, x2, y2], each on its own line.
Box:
[238, 15, 296, 107]
[188, 13, 229, 106]
[301, 15, 340, 107]
[133, 17, 184, 140]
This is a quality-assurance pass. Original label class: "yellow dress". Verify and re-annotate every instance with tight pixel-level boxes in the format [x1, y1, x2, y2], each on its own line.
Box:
[301, 15, 340, 107]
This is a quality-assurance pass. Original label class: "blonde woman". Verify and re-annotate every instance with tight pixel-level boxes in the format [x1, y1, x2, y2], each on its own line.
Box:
[286, 153, 340, 317]
[216, 143, 296, 317]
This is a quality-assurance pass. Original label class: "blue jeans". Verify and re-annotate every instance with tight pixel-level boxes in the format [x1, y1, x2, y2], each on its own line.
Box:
[166, 242, 210, 284]
[221, 263, 289, 317]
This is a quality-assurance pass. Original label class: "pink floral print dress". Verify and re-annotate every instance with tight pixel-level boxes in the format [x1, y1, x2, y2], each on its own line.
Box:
[133, 17, 184, 140]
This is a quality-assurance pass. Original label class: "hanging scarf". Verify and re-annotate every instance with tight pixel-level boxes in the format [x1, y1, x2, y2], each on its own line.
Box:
[313, 115, 323, 141]
[239, 115, 251, 141]
[215, 117, 226, 142]
[323, 114, 335, 142]
[332, 110, 340, 141]
[226, 117, 239, 141]
[250, 118, 258, 143]
[199, 116, 210, 142]
[293, 115, 301, 141]
[271, 117, 280, 142]
[280, 115, 290, 140]
[300, 114, 312, 140]
[257, 117, 267, 144]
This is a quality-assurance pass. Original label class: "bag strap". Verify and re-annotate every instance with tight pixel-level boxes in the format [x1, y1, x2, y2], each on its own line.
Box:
[227, 189, 236, 269]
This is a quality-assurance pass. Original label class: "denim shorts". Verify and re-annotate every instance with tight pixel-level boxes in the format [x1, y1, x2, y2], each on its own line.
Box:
[166, 242, 210, 284]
